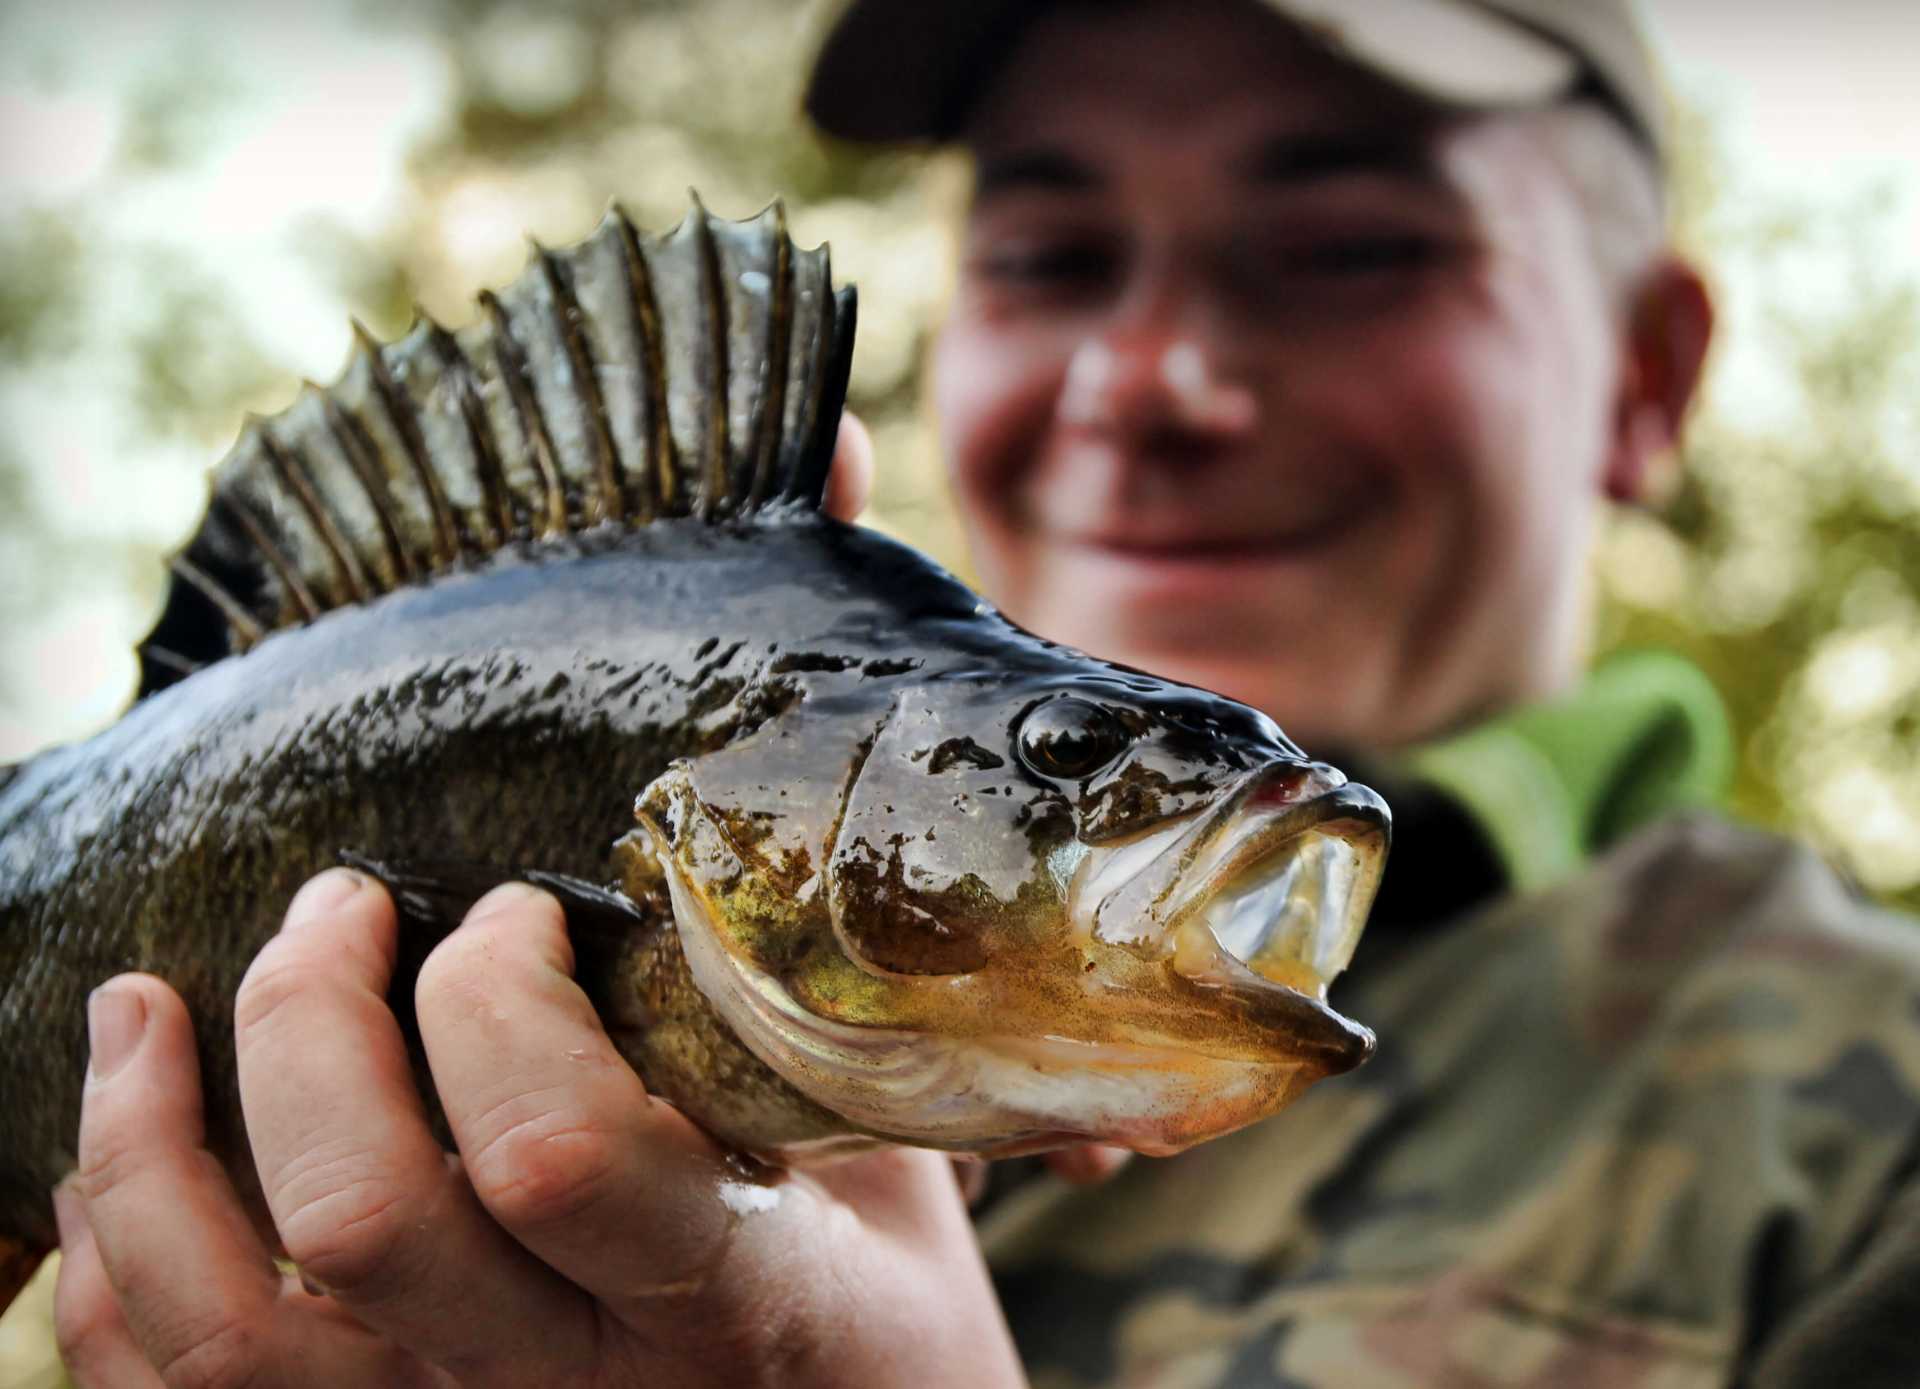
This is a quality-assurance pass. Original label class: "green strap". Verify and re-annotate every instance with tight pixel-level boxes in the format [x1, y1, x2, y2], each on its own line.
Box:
[1401, 649, 1736, 892]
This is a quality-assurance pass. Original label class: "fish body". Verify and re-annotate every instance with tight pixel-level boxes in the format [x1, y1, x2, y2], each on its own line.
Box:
[0, 204, 1387, 1294]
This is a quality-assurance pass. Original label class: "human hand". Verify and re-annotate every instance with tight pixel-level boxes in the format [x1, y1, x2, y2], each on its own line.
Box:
[55, 866, 1027, 1388]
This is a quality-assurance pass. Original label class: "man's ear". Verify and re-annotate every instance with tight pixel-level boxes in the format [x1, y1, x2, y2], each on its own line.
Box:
[1604, 256, 1714, 503]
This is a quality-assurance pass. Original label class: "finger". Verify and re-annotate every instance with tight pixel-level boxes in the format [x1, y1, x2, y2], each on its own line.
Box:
[235, 869, 596, 1376]
[67, 974, 438, 1388]
[53, 1178, 164, 1389]
[823, 411, 873, 521]
[417, 885, 749, 1311]
[1044, 1144, 1134, 1185]
[72, 973, 292, 1385]
[951, 1155, 990, 1206]
[422, 888, 1004, 1378]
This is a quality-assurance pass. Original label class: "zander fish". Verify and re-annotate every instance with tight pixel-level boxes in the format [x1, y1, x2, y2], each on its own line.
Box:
[0, 202, 1388, 1304]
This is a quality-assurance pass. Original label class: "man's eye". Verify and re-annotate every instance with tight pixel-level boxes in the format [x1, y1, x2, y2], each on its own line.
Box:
[973, 242, 1117, 291]
[1275, 236, 1443, 277]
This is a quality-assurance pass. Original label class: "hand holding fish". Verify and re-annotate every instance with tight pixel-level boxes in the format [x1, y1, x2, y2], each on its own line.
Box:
[53, 869, 1026, 1388]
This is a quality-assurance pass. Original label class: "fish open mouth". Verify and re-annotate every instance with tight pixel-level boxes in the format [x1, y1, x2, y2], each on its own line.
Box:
[1068, 764, 1391, 1004]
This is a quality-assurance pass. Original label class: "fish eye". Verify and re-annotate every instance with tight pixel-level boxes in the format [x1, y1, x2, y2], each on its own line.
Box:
[1017, 697, 1131, 781]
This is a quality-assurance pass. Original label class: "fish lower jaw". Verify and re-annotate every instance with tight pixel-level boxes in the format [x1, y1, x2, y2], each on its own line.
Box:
[823, 1035, 1320, 1159]
[1172, 911, 1329, 1000]
[952, 1040, 1321, 1157]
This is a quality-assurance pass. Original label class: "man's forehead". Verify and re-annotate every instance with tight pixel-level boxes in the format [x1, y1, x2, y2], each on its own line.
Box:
[970, 130, 1452, 206]
[960, 0, 1451, 190]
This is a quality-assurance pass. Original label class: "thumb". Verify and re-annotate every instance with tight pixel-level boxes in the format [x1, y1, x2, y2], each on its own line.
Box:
[823, 412, 874, 522]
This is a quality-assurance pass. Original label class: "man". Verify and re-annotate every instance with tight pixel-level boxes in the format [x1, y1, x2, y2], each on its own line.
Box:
[50, 1, 1920, 1385]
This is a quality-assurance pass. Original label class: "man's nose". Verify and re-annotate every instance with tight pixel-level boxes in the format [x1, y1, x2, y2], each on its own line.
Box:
[1057, 301, 1258, 444]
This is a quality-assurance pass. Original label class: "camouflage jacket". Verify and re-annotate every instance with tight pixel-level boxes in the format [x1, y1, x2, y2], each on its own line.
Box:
[982, 661, 1920, 1387]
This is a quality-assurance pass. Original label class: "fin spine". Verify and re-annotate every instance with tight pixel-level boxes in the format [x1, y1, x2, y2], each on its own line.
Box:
[217, 494, 322, 624]
[790, 278, 854, 507]
[316, 386, 417, 583]
[255, 426, 373, 604]
[168, 554, 267, 649]
[480, 289, 570, 536]
[745, 201, 795, 510]
[536, 248, 628, 525]
[429, 323, 516, 546]
[140, 645, 203, 681]
[612, 211, 676, 515]
[691, 206, 731, 518]
[355, 321, 462, 565]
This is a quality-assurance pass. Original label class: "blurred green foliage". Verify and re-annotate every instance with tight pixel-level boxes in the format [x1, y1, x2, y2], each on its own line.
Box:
[1594, 107, 1920, 907]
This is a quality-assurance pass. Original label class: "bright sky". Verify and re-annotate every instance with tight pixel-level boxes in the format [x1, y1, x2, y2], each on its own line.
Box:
[1657, 2, 1920, 211]
[1652, 3, 1920, 433]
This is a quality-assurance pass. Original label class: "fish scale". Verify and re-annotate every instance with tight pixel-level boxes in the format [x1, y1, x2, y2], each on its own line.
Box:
[0, 200, 1389, 1312]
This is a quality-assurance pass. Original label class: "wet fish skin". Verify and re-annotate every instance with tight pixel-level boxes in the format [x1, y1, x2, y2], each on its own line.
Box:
[0, 515, 1366, 1252]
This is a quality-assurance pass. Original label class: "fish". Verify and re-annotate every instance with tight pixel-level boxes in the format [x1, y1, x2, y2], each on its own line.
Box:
[0, 200, 1389, 1306]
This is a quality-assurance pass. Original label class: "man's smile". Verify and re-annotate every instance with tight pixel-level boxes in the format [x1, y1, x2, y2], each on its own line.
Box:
[1037, 486, 1387, 573]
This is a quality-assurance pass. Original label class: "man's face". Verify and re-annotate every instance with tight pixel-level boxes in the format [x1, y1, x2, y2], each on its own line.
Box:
[932, 0, 1630, 751]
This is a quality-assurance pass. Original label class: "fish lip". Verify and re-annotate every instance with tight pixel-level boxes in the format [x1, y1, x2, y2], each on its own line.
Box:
[1163, 779, 1392, 944]
[1167, 779, 1387, 999]
[1073, 764, 1390, 955]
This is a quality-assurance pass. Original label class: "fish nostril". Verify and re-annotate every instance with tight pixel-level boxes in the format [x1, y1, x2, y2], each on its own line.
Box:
[1246, 761, 1342, 810]
[1246, 771, 1310, 809]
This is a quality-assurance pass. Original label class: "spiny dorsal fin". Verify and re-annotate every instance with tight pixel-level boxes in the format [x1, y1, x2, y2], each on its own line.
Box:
[136, 199, 857, 697]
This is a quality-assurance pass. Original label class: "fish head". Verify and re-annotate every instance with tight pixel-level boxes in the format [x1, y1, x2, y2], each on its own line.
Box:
[631, 659, 1388, 1159]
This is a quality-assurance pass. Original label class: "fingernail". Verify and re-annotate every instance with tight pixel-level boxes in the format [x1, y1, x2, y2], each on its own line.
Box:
[87, 984, 147, 1082]
[52, 1178, 87, 1248]
[468, 881, 544, 923]
[285, 868, 364, 929]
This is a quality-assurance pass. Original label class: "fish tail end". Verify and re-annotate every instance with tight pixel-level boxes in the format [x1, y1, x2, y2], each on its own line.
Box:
[0, 1235, 50, 1316]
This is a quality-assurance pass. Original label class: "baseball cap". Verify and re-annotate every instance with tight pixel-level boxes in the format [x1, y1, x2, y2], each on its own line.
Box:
[805, 0, 1665, 162]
